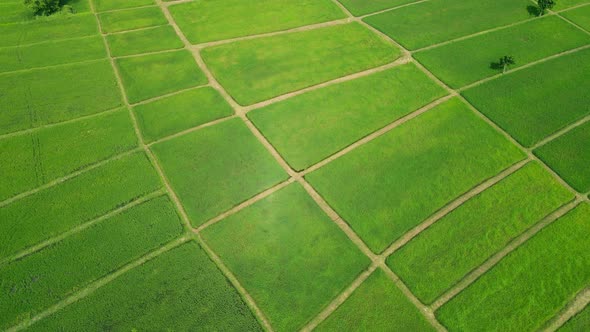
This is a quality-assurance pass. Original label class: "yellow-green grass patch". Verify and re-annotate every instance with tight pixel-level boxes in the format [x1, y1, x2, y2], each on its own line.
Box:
[98, 6, 167, 33]
[248, 63, 446, 170]
[116, 50, 207, 103]
[561, 4, 590, 31]
[202, 23, 401, 105]
[0, 152, 161, 260]
[134, 87, 233, 143]
[94, 0, 154, 12]
[338, 0, 422, 16]
[306, 98, 525, 253]
[152, 119, 288, 226]
[0, 195, 183, 330]
[437, 203, 590, 332]
[107, 25, 183, 57]
[0, 110, 138, 201]
[463, 48, 590, 147]
[388, 162, 574, 304]
[202, 183, 369, 331]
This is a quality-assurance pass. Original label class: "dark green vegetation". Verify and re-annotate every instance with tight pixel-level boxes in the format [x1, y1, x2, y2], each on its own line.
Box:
[0, 14, 97, 47]
[116, 50, 207, 103]
[0, 195, 183, 329]
[306, 98, 525, 253]
[170, 0, 345, 44]
[202, 183, 369, 331]
[248, 63, 446, 170]
[463, 48, 590, 147]
[559, 305, 590, 331]
[317, 268, 435, 331]
[98, 7, 167, 33]
[32, 242, 263, 331]
[152, 119, 288, 226]
[535, 121, 590, 193]
[0, 0, 89, 23]
[135, 87, 233, 143]
[388, 162, 574, 304]
[437, 203, 590, 331]
[338, 0, 420, 16]
[107, 25, 183, 57]
[202, 23, 401, 105]
[561, 4, 590, 31]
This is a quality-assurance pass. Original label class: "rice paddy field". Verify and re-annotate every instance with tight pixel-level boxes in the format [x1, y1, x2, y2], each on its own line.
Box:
[0, 0, 589, 331]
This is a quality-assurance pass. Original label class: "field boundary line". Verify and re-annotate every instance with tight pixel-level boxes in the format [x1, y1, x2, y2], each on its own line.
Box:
[543, 288, 590, 331]
[0, 57, 106, 76]
[147, 115, 236, 146]
[0, 190, 165, 267]
[113, 47, 184, 59]
[104, 24, 170, 36]
[6, 236, 189, 332]
[0, 34, 99, 50]
[531, 114, 590, 150]
[96, 4, 159, 14]
[358, 0, 431, 19]
[430, 199, 582, 311]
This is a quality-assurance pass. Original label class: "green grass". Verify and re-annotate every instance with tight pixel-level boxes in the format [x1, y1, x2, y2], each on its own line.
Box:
[201, 23, 401, 105]
[463, 48, 590, 147]
[338, 0, 421, 16]
[535, 121, 590, 193]
[116, 50, 207, 103]
[98, 6, 167, 33]
[559, 305, 590, 331]
[437, 202, 590, 332]
[0, 36, 106, 73]
[306, 98, 525, 253]
[317, 268, 435, 331]
[0, 110, 138, 201]
[0, 152, 161, 260]
[414, 16, 590, 88]
[107, 25, 183, 57]
[561, 5, 590, 31]
[31, 241, 263, 331]
[202, 183, 369, 331]
[134, 87, 234, 143]
[0, 0, 90, 24]
[248, 63, 446, 170]
[0, 13, 98, 48]
[94, 0, 154, 12]
[388, 162, 573, 304]
[152, 119, 288, 226]
[363, 0, 532, 50]
[555, 0, 590, 9]
[0, 195, 183, 330]
[169, 0, 346, 44]
[0, 60, 123, 135]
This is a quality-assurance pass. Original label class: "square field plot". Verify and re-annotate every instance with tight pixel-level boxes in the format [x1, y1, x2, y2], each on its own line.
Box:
[0, 110, 138, 202]
[134, 87, 233, 143]
[463, 48, 590, 148]
[151, 119, 288, 226]
[170, 0, 346, 44]
[535, 121, 590, 193]
[201, 23, 401, 105]
[437, 203, 590, 332]
[414, 16, 590, 88]
[561, 5, 590, 31]
[98, 7, 167, 33]
[31, 242, 263, 331]
[107, 25, 183, 57]
[363, 0, 532, 50]
[0, 60, 122, 135]
[338, 0, 422, 16]
[202, 183, 369, 331]
[0, 195, 183, 330]
[116, 50, 207, 103]
[317, 268, 435, 331]
[248, 63, 447, 170]
[306, 98, 525, 253]
[94, 0, 154, 12]
[388, 162, 573, 304]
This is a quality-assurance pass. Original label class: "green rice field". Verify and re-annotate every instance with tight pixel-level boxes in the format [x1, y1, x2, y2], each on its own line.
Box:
[1, 0, 589, 331]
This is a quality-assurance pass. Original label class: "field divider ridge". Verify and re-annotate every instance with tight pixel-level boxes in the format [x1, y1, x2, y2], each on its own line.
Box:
[530, 114, 590, 150]
[0, 58, 107, 77]
[543, 287, 590, 331]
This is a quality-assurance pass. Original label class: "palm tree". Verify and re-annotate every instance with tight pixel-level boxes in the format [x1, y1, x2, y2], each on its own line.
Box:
[499, 55, 515, 74]
[537, 0, 555, 16]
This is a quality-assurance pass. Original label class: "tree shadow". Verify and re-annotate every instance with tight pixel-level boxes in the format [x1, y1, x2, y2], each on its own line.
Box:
[527, 5, 541, 17]
[489, 61, 503, 71]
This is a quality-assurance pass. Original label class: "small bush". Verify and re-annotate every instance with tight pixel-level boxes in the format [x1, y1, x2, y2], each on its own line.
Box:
[24, 0, 63, 16]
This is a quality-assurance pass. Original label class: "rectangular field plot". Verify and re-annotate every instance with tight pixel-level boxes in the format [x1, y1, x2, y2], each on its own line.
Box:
[152, 119, 288, 226]
[94, 0, 154, 12]
[116, 50, 207, 103]
[134, 87, 233, 143]
[535, 121, 590, 193]
[338, 0, 421, 16]
[388, 162, 574, 304]
[32, 242, 263, 331]
[0, 195, 183, 330]
[559, 305, 590, 331]
[463, 48, 590, 147]
[414, 16, 590, 88]
[0, 152, 161, 260]
[107, 25, 183, 57]
[248, 63, 446, 170]
[201, 23, 401, 105]
[306, 98, 525, 253]
[0, 110, 138, 201]
[0, 60, 123, 135]
[363, 0, 532, 50]
[562, 5, 590, 31]
[98, 7, 167, 33]
[169, 0, 346, 44]
[202, 183, 369, 331]
[317, 268, 434, 331]
[0, 35, 106, 73]
[437, 203, 590, 332]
